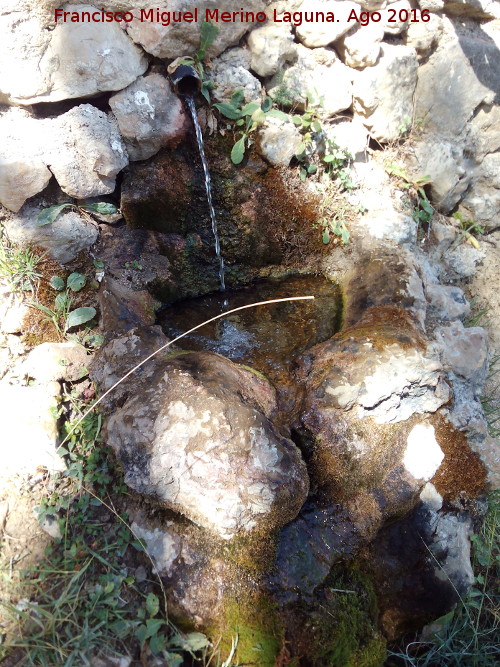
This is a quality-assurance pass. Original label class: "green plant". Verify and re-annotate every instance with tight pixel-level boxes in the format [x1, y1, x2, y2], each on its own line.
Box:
[385, 161, 434, 229]
[37, 202, 117, 226]
[30, 272, 96, 339]
[214, 90, 288, 164]
[315, 187, 351, 245]
[173, 21, 220, 103]
[386, 491, 499, 667]
[0, 390, 212, 666]
[452, 211, 484, 249]
[0, 231, 43, 293]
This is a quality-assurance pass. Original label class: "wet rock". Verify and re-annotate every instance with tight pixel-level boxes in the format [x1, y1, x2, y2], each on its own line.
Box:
[47, 105, 128, 199]
[23, 342, 89, 384]
[104, 351, 309, 539]
[353, 44, 418, 142]
[268, 44, 352, 116]
[247, 23, 296, 77]
[210, 48, 262, 105]
[337, 21, 384, 70]
[366, 503, 475, 639]
[0, 4, 148, 105]
[258, 116, 303, 166]
[125, 0, 266, 59]
[294, 0, 360, 47]
[98, 276, 159, 338]
[109, 74, 189, 161]
[90, 326, 170, 413]
[2, 205, 98, 265]
[414, 39, 497, 140]
[0, 381, 64, 477]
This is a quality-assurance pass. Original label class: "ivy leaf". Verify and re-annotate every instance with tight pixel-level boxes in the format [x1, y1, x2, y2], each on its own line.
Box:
[231, 136, 246, 165]
[66, 272, 86, 292]
[65, 307, 96, 331]
[49, 276, 65, 291]
[213, 103, 242, 120]
[37, 203, 73, 226]
[146, 592, 160, 618]
[81, 202, 117, 215]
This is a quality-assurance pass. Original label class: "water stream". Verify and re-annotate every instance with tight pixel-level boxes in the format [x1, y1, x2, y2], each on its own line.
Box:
[186, 95, 226, 293]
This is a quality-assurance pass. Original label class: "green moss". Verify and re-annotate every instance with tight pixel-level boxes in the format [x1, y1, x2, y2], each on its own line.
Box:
[293, 564, 386, 667]
[217, 593, 284, 666]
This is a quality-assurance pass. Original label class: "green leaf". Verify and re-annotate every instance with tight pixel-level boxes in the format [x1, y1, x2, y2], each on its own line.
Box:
[184, 632, 211, 652]
[231, 136, 246, 165]
[292, 115, 302, 126]
[307, 164, 318, 174]
[81, 202, 117, 215]
[213, 103, 242, 120]
[196, 20, 219, 61]
[251, 108, 266, 125]
[201, 85, 211, 104]
[65, 306, 96, 331]
[261, 96, 273, 112]
[66, 272, 86, 292]
[37, 203, 73, 226]
[300, 167, 307, 182]
[322, 229, 330, 244]
[230, 89, 245, 108]
[241, 102, 260, 116]
[267, 109, 290, 123]
[49, 276, 65, 291]
[236, 118, 245, 126]
[145, 618, 165, 639]
[312, 120, 322, 133]
[146, 592, 160, 618]
[55, 292, 71, 313]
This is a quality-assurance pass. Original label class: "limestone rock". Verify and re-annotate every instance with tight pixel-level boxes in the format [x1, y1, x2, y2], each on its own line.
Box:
[467, 104, 500, 162]
[353, 44, 418, 142]
[47, 105, 128, 199]
[326, 118, 369, 160]
[406, 13, 443, 58]
[381, 0, 411, 34]
[109, 74, 189, 161]
[406, 136, 471, 213]
[247, 23, 296, 77]
[425, 284, 470, 321]
[419, 0, 445, 9]
[358, 0, 387, 6]
[0, 4, 148, 105]
[0, 292, 30, 334]
[2, 205, 99, 265]
[126, 0, 266, 59]
[258, 117, 303, 166]
[98, 276, 159, 338]
[104, 351, 309, 539]
[294, 0, 361, 47]
[443, 0, 500, 18]
[23, 342, 90, 384]
[0, 381, 64, 477]
[460, 152, 500, 230]
[268, 44, 352, 116]
[414, 39, 497, 140]
[210, 48, 262, 104]
[337, 21, 384, 70]
[435, 321, 488, 391]
[0, 159, 52, 214]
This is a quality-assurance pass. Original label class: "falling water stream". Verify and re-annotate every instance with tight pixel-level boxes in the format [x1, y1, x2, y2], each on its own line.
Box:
[186, 95, 226, 294]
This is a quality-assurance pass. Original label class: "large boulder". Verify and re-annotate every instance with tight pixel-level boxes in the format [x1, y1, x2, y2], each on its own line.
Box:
[0, 4, 148, 105]
[109, 74, 189, 161]
[268, 44, 352, 115]
[125, 0, 266, 59]
[353, 44, 418, 142]
[247, 23, 297, 77]
[100, 348, 309, 539]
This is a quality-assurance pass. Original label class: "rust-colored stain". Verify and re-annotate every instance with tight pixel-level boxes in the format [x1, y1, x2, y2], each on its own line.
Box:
[337, 305, 425, 351]
[431, 417, 487, 501]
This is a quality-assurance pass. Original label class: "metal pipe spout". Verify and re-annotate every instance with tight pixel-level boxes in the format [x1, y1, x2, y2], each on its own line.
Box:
[170, 64, 201, 96]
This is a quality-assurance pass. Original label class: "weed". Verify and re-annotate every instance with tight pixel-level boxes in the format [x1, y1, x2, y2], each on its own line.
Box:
[37, 201, 117, 227]
[0, 230, 43, 294]
[385, 161, 434, 231]
[0, 389, 211, 666]
[386, 491, 499, 667]
[29, 272, 96, 340]
[316, 188, 351, 245]
[452, 211, 484, 250]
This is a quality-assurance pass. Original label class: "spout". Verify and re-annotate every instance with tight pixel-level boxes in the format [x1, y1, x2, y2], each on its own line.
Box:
[170, 64, 201, 96]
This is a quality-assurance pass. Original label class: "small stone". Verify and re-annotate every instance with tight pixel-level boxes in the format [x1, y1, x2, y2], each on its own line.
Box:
[337, 21, 384, 70]
[406, 13, 443, 58]
[109, 74, 189, 161]
[425, 284, 470, 321]
[294, 0, 361, 47]
[381, 0, 411, 34]
[210, 48, 262, 105]
[435, 321, 488, 389]
[247, 23, 296, 77]
[23, 342, 90, 384]
[258, 117, 303, 166]
[0, 158, 52, 213]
